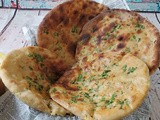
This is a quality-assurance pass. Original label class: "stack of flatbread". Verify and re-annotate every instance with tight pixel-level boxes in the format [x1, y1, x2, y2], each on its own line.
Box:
[0, 0, 160, 120]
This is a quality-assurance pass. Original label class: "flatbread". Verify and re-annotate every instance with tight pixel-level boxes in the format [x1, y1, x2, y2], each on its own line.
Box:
[76, 9, 160, 74]
[37, 0, 109, 70]
[50, 53, 150, 120]
[0, 46, 70, 115]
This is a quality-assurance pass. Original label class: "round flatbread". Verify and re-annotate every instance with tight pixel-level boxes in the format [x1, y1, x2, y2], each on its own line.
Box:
[0, 46, 70, 115]
[50, 53, 150, 120]
[76, 9, 160, 74]
[37, 0, 109, 70]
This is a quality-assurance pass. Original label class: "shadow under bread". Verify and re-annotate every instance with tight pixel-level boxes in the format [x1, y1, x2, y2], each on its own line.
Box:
[0, 78, 6, 96]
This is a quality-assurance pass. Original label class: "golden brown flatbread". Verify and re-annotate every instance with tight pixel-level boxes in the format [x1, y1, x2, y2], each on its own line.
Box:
[0, 46, 70, 115]
[50, 53, 150, 120]
[76, 9, 160, 74]
[37, 0, 109, 71]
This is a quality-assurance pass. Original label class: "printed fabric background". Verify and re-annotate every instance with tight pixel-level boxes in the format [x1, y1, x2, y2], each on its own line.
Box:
[0, 0, 160, 12]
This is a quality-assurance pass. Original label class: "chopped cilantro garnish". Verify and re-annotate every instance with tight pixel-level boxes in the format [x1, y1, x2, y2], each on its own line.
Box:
[95, 48, 100, 53]
[125, 47, 131, 53]
[77, 86, 82, 90]
[111, 93, 117, 101]
[131, 35, 141, 42]
[37, 74, 44, 80]
[118, 100, 125, 109]
[100, 96, 106, 102]
[25, 76, 43, 92]
[101, 36, 108, 40]
[52, 88, 57, 93]
[88, 76, 94, 81]
[127, 67, 137, 74]
[135, 23, 145, 29]
[122, 65, 127, 72]
[28, 53, 44, 63]
[77, 74, 83, 82]
[100, 70, 111, 78]
[106, 32, 110, 37]
[89, 88, 93, 93]
[71, 26, 78, 33]
[105, 93, 117, 107]
[112, 63, 118, 66]
[122, 65, 137, 74]
[111, 24, 121, 33]
[71, 95, 78, 103]
[108, 46, 113, 50]
[118, 99, 129, 109]
[84, 93, 90, 99]
[137, 38, 141, 42]
[101, 33, 111, 40]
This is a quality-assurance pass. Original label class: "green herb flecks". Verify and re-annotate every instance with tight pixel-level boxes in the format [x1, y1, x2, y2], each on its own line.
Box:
[137, 38, 141, 42]
[111, 24, 121, 33]
[125, 47, 131, 53]
[37, 74, 45, 80]
[71, 95, 79, 103]
[122, 65, 137, 74]
[108, 45, 113, 50]
[71, 74, 84, 84]
[89, 88, 93, 93]
[71, 26, 78, 33]
[135, 23, 145, 29]
[101, 33, 111, 40]
[28, 53, 44, 63]
[105, 93, 117, 107]
[88, 76, 95, 81]
[25, 76, 43, 92]
[84, 93, 90, 99]
[77, 74, 83, 82]
[95, 48, 100, 53]
[77, 86, 82, 90]
[127, 67, 137, 74]
[100, 70, 111, 79]
[52, 88, 57, 93]
[106, 33, 111, 37]
[118, 99, 130, 109]
[131, 35, 141, 42]
[131, 35, 137, 41]
[112, 63, 118, 66]
[122, 65, 127, 72]
[100, 96, 106, 102]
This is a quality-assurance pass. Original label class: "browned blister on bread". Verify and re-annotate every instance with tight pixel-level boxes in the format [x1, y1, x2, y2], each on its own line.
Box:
[37, 0, 109, 71]
[76, 9, 160, 74]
